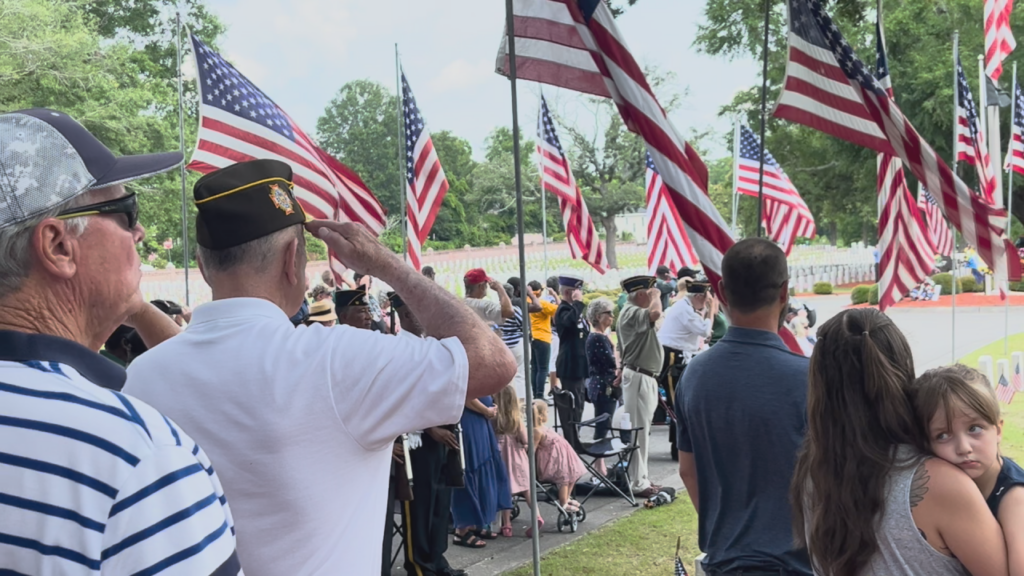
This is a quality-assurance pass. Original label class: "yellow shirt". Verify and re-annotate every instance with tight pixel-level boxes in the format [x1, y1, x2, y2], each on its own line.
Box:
[529, 299, 557, 343]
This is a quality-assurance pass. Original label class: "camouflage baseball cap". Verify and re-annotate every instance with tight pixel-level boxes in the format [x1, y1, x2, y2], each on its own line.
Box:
[0, 108, 183, 229]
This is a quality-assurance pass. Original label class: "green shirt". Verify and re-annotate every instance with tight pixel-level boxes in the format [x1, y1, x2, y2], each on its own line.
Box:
[616, 302, 663, 373]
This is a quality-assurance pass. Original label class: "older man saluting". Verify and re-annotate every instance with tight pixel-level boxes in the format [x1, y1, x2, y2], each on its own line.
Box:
[0, 109, 240, 575]
[615, 275, 665, 499]
[124, 159, 515, 576]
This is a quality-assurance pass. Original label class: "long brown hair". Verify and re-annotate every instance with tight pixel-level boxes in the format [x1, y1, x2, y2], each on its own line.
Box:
[493, 385, 522, 437]
[791, 308, 924, 576]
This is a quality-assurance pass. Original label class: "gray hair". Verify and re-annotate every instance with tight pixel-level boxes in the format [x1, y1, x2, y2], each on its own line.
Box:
[586, 297, 614, 325]
[0, 195, 89, 300]
[197, 224, 303, 274]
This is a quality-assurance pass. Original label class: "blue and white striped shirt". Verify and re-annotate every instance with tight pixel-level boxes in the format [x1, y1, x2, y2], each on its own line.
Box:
[0, 330, 241, 575]
[501, 305, 524, 348]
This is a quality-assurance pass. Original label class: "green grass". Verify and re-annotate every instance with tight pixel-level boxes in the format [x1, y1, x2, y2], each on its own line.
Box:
[505, 502, 700, 576]
[502, 333, 1024, 575]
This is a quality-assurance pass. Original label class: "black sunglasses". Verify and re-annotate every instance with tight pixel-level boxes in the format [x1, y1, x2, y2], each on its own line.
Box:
[56, 193, 139, 230]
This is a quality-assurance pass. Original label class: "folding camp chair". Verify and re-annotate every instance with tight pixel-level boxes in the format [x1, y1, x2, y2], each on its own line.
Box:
[551, 388, 643, 507]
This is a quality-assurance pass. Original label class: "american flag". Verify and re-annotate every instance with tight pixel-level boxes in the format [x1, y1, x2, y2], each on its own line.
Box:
[874, 17, 936, 311]
[1014, 358, 1024, 392]
[917, 185, 955, 258]
[186, 34, 386, 281]
[645, 152, 698, 275]
[538, 96, 606, 273]
[985, 0, 1016, 82]
[1007, 81, 1024, 177]
[735, 125, 815, 255]
[998, 371, 1016, 404]
[955, 54, 998, 205]
[773, 0, 1020, 291]
[497, 1, 734, 289]
[401, 69, 449, 272]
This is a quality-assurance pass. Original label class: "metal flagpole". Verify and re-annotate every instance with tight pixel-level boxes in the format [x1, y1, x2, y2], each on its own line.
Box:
[756, 0, 771, 238]
[175, 6, 190, 305]
[732, 118, 741, 235]
[1006, 62, 1017, 354]
[951, 31, 960, 363]
[396, 45, 408, 263]
[504, 3, 541, 573]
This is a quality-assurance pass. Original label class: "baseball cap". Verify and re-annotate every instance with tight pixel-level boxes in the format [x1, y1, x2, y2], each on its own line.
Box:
[464, 268, 491, 284]
[0, 108, 183, 229]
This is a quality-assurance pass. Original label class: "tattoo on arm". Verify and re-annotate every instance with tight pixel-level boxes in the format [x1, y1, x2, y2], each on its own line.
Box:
[910, 463, 930, 509]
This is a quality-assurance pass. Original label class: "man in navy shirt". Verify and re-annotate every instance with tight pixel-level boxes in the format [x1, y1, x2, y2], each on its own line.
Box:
[674, 238, 812, 576]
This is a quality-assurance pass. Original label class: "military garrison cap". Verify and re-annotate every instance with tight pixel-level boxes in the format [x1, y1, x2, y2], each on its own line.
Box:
[334, 289, 369, 309]
[193, 159, 308, 250]
[387, 291, 406, 309]
[621, 275, 656, 294]
[686, 274, 712, 294]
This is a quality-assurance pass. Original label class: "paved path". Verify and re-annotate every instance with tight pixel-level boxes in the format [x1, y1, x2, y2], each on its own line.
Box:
[389, 297, 1024, 576]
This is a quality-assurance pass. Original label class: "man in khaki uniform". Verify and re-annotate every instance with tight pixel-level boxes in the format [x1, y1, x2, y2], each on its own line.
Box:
[615, 275, 664, 498]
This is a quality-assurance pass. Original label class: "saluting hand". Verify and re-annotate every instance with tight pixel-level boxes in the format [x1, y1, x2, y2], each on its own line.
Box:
[306, 220, 399, 276]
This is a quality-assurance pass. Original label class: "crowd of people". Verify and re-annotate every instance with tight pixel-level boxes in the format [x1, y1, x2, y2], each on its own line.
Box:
[5, 106, 1023, 576]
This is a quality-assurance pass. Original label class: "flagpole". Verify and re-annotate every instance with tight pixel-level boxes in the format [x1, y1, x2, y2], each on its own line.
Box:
[505, 3, 542, 573]
[396, 45, 408, 263]
[732, 118, 741, 235]
[1006, 62, 1017, 355]
[175, 6, 190, 306]
[756, 0, 771, 238]
[952, 31, 960, 363]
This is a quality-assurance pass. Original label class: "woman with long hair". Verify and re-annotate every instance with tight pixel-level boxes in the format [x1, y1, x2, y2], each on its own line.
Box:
[791, 308, 1007, 576]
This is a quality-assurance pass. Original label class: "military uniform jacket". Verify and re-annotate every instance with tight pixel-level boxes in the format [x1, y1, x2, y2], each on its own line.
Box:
[554, 300, 590, 380]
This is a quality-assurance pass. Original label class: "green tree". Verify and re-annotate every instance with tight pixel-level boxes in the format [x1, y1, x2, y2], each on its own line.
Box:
[466, 127, 545, 245]
[427, 131, 476, 246]
[316, 80, 402, 215]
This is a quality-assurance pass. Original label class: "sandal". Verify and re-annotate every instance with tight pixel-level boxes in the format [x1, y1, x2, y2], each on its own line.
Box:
[453, 532, 487, 548]
[525, 516, 545, 538]
[500, 524, 513, 538]
[475, 528, 499, 540]
[564, 500, 581, 513]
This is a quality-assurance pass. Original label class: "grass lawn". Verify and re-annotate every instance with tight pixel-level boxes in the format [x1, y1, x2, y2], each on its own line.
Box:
[504, 332, 1024, 576]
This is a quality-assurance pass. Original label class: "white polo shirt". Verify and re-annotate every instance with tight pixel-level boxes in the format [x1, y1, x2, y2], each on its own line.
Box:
[0, 330, 240, 575]
[657, 297, 712, 354]
[124, 298, 468, 576]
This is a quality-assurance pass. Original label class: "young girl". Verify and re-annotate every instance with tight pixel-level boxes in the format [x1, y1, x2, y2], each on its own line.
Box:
[532, 400, 586, 517]
[493, 385, 539, 537]
[910, 364, 1024, 575]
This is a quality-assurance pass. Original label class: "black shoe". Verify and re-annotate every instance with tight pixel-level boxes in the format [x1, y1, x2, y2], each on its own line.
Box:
[441, 570, 467, 576]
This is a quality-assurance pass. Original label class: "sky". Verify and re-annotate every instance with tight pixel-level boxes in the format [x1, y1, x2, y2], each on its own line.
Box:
[202, 0, 760, 160]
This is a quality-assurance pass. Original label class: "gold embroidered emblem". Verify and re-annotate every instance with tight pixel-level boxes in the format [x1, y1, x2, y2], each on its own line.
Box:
[269, 183, 294, 215]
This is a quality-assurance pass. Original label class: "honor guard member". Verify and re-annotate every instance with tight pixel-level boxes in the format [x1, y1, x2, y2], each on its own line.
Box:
[390, 293, 466, 576]
[656, 274, 718, 460]
[615, 275, 665, 498]
[334, 288, 373, 330]
[124, 159, 515, 576]
[553, 274, 589, 422]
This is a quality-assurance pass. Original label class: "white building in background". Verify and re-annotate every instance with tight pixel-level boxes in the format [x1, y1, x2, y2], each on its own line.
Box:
[615, 209, 647, 243]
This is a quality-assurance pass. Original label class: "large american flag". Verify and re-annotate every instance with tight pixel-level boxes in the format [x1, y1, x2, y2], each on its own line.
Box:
[1008, 81, 1024, 176]
[874, 18, 936, 311]
[917, 185, 955, 258]
[401, 69, 449, 272]
[735, 125, 815, 255]
[538, 96, 606, 273]
[986, 0, 1016, 82]
[773, 0, 1020, 290]
[186, 34, 386, 280]
[645, 152, 697, 274]
[955, 55, 998, 205]
[497, 0, 734, 289]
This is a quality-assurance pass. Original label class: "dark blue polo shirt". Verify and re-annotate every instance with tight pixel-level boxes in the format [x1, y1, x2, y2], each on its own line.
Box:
[675, 326, 812, 575]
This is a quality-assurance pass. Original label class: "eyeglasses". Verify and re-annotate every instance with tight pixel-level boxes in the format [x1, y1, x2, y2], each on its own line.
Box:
[56, 193, 139, 230]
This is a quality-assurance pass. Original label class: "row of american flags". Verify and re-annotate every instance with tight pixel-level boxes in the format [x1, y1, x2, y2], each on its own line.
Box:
[187, 0, 1021, 310]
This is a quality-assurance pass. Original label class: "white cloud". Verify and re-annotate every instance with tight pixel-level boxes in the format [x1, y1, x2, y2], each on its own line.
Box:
[427, 59, 493, 93]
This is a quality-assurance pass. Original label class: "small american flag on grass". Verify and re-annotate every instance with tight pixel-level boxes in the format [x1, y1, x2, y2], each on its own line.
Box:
[998, 372, 1016, 404]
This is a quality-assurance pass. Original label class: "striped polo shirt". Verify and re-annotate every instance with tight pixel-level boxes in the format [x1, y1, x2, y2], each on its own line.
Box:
[501, 305, 524, 348]
[0, 330, 241, 575]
